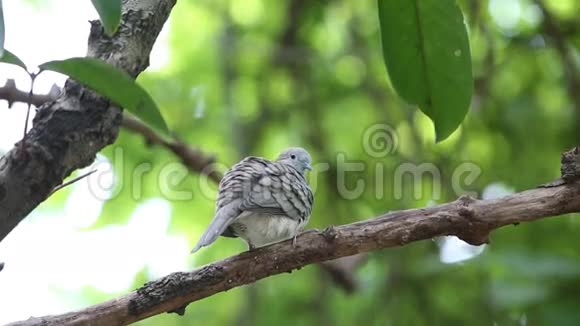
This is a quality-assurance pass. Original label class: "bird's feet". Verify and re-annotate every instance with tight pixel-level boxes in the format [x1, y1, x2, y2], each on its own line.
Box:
[291, 228, 319, 248]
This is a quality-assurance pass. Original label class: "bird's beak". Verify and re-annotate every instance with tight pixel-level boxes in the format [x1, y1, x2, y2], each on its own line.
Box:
[305, 163, 313, 171]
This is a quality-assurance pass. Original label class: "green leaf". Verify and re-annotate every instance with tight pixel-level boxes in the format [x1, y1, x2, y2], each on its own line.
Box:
[377, 0, 473, 141]
[40, 57, 168, 133]
[0, 0, 4, 57]
[0, 49, 27, 71]
[91, 0, 122, 36]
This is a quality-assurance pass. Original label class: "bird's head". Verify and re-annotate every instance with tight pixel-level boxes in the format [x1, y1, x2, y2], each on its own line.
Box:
[276, 147, 313, 174]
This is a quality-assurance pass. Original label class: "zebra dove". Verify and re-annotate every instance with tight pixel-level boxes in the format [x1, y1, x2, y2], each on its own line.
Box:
[191, 147, 314, 253]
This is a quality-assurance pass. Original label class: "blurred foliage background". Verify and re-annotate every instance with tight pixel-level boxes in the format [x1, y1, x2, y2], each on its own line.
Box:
[4, 0, 580, 325]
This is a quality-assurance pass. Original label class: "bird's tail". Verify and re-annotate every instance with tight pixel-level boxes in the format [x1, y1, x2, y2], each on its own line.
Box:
[190, 202, 239, 254]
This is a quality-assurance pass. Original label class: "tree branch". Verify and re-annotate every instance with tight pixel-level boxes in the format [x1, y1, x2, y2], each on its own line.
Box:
[319, 254, 368, 294]
[121, 114, 222, 183]
[0, 0, 177, 242]
[9, 146, 580, 325]
[0, 79, 222, 184]
[0, 79, 58, 108]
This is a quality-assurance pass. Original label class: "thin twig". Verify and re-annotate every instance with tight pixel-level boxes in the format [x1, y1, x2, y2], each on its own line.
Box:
[48, 169, 98, 197]
[0, 81, 222, 183]
[18, 73, 38, 158]
[23, 73, 37, 139]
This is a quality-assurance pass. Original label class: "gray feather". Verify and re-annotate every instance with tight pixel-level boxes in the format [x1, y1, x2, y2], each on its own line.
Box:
[190, 201, 241, 253]
[191, 147, 314, 253]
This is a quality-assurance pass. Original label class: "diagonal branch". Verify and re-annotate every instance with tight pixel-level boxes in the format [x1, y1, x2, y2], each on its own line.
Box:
[8, 146, 580, 326]
[0, 0, 177, 242]
[121, 114, 222, 183]
[0, 80, 222, 183]
[0, 79, 57, 107]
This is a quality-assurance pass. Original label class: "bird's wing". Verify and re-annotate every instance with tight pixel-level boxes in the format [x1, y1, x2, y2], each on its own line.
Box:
[240, 161, 313, 222]
[215, 156, 270, 210]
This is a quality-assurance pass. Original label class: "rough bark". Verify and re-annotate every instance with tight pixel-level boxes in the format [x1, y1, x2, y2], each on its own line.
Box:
[9, 176, 580, 325]
[0, 0, 176, 242]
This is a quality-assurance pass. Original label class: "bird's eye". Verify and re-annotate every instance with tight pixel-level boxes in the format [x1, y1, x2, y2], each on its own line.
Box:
[290, 154, 296, 159]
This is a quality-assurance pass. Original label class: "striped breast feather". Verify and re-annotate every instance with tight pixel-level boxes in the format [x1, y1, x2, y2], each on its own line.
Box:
[283, 164, 314, 219]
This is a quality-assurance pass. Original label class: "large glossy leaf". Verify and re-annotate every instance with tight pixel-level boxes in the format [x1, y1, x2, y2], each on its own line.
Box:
[0, 49, 27, 71]
[91, 0, 122, 36]
[0, 0, 4, 57]
[378, 0, 473, 141]
[40, 57, 168, 133]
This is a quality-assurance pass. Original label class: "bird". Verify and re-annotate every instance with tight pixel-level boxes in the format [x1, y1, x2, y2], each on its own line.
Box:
[191, 147, 314, 254]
